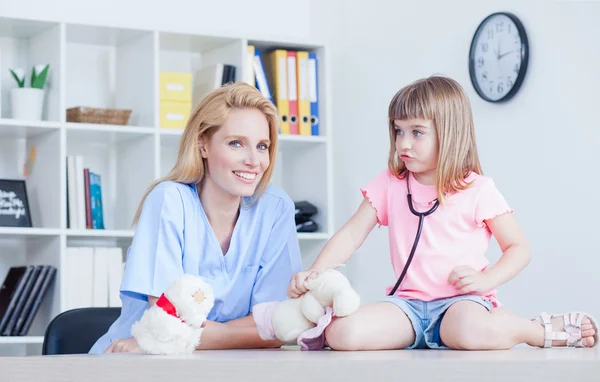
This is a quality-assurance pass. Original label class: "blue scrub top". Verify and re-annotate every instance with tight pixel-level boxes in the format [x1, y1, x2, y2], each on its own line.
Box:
[89, 181, 302, 354]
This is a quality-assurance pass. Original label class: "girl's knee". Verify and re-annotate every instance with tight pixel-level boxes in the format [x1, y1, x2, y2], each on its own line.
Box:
[442, 315, 502, 350]
[440, 302, 502, 350]
[325, 317, 363, 351]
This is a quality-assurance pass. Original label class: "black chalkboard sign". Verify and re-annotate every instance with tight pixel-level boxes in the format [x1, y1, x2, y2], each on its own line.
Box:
[0, 179, 32, 228]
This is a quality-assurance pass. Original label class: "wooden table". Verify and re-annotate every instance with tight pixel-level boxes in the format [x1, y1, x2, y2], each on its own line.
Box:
[2, 346, 599, 381]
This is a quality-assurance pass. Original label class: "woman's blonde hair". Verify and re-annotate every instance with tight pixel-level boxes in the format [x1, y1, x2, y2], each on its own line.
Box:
[132, 82, 279, 226]
[387, 75, 483, 203]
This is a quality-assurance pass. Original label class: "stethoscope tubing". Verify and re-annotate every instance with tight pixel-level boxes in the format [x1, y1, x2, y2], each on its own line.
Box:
[388, 176, 440, 296]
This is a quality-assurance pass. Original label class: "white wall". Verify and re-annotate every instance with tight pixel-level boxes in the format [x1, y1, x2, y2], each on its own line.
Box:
[1, 0, 311, 40]
[313, 0, 600, 320]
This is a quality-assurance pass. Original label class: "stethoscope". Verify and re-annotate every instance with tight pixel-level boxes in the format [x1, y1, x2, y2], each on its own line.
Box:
[388, 173, 440, 296]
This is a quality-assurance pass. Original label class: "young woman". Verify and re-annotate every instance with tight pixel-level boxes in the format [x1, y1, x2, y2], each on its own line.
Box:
[89, 83, 302, 353]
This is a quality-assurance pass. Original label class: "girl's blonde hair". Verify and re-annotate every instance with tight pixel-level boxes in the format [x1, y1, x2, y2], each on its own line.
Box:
[132, 82, 279, 226]
[387, 75, 483, 203]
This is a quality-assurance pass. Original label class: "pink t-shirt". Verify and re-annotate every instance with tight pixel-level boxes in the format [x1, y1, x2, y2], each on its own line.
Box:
[361, 170, 513, 307]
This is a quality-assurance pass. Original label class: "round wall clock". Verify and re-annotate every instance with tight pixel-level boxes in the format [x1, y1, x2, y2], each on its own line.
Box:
[468, 12, 529, 103]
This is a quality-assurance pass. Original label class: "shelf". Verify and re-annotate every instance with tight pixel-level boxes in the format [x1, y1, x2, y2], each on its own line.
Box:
[66, 23, 151, 47]
[297, 232, 330, 240]
[159, 128, 184, 136]
[159, 129, 184, 149]
[0, 119, 61, 139]
[160, 128, 325, 141]
[66, 229, 134, 239]
[0, 336, 44, 344]
[279, 134, 327, 150]
[65, 123, 155, 144]
[160, 32, 238, 54]
[159, 128, 326, 148]
[63, 230, 326, 241]
[0, 227, 61, 238]
[0, 228, 327, 241]
[65, 23, 155, 127]
[0, 18, 57, 39]
[66, 122, 155, 134]
[249, 38, 325, 53]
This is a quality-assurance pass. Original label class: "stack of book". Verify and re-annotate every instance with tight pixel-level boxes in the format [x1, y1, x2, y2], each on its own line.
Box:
[67, 155, 104, 230]
[0, 265, 56, 336]
[63, 247, 124, 310]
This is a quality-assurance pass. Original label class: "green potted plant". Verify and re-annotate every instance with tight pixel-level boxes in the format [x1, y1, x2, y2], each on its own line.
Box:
[9, 64, 50, 121]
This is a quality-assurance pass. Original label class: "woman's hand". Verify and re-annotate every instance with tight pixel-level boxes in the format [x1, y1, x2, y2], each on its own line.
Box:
[104, 337, 142, 353]
[286, 270, 318, 298]
[448, 265, 494, 294]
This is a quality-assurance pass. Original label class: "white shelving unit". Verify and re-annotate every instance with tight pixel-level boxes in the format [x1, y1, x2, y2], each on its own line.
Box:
[0, 17, 333, 356]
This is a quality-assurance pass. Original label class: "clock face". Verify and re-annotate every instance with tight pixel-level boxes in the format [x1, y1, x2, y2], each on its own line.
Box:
[469, 13, 529, 103]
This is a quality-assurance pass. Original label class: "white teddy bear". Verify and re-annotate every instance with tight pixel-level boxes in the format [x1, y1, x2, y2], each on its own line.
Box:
[253, 267, 360, 349]
[131, 274, 215, 355]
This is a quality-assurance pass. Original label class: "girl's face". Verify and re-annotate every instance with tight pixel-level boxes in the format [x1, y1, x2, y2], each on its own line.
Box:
[394, 118, 439, 182]
[200, 108, 271, 198]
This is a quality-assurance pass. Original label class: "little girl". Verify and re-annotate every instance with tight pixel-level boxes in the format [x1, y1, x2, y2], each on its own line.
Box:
[287, 76, 598, 351]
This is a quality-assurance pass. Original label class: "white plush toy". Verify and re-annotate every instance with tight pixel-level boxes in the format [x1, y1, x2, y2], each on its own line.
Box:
[254, 267, 360, 350]
[131, 274, 215, 355]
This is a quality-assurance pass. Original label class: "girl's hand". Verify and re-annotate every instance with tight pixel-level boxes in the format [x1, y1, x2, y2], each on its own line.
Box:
[287, 270, 318, 298]
[448, 265, 494, 294]
[104, 337, 142, 353]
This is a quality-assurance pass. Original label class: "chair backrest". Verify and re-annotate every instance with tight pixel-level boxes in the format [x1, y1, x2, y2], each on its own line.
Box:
[42, 307, 121, 355]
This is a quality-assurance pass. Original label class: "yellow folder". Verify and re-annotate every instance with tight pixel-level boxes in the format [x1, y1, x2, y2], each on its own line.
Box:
[296, 51, 311, 136]
[266, 50, 290, 135]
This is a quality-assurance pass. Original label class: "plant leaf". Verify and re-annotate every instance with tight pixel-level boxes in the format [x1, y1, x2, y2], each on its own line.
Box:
[9, 69, 25, 87]
[31, 64, 49, 89]
[30, 66, 37, 87]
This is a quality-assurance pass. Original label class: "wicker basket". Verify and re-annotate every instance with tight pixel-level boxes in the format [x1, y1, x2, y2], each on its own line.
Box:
[66, 107, 132, 125]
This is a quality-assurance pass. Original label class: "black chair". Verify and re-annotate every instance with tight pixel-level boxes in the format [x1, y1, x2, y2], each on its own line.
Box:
[42, 307, 121, 355]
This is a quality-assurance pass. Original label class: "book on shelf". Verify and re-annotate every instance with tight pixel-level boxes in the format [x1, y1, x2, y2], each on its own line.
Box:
[190, 63, 237, 110]
[64, 247, 124, 310]
[0, 265, 57, 336]
[249, 46, 320, 137]
[66, 155, 104, 230]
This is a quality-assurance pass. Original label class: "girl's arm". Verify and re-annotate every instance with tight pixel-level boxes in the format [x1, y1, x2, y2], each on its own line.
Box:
[483, 213, 531, 288]
[309, 197, 378, 271]
[288, 198, 378, 297]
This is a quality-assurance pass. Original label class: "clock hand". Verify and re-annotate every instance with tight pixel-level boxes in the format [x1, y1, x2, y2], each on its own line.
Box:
[498, 49, 517, 59]
[497, 38, 501, 60]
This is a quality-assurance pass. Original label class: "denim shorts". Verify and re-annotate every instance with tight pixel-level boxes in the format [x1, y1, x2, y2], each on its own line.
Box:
[382, 294, 494, 349]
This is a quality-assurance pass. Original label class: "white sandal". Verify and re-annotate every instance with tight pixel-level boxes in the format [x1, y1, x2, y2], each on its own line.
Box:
[535, 312, 599, 348]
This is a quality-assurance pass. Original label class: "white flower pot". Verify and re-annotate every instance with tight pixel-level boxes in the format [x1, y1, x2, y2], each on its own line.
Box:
[11, 88, 45, 121]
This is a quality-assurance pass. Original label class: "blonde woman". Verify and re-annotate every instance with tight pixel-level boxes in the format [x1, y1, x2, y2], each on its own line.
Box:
[287, 76, 598, 351]
[90, 83, 302, 353]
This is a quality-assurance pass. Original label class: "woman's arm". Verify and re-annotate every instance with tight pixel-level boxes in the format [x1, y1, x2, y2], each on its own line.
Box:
[104, 317, 283, 353]
[196, 319, 284, 350]
[147, 297, 283, 350]
[309, 197, 378, 271]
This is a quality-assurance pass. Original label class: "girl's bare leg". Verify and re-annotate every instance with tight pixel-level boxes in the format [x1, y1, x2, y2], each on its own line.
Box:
[325, 302, 416, 350]
[439, 301, 596, 350]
